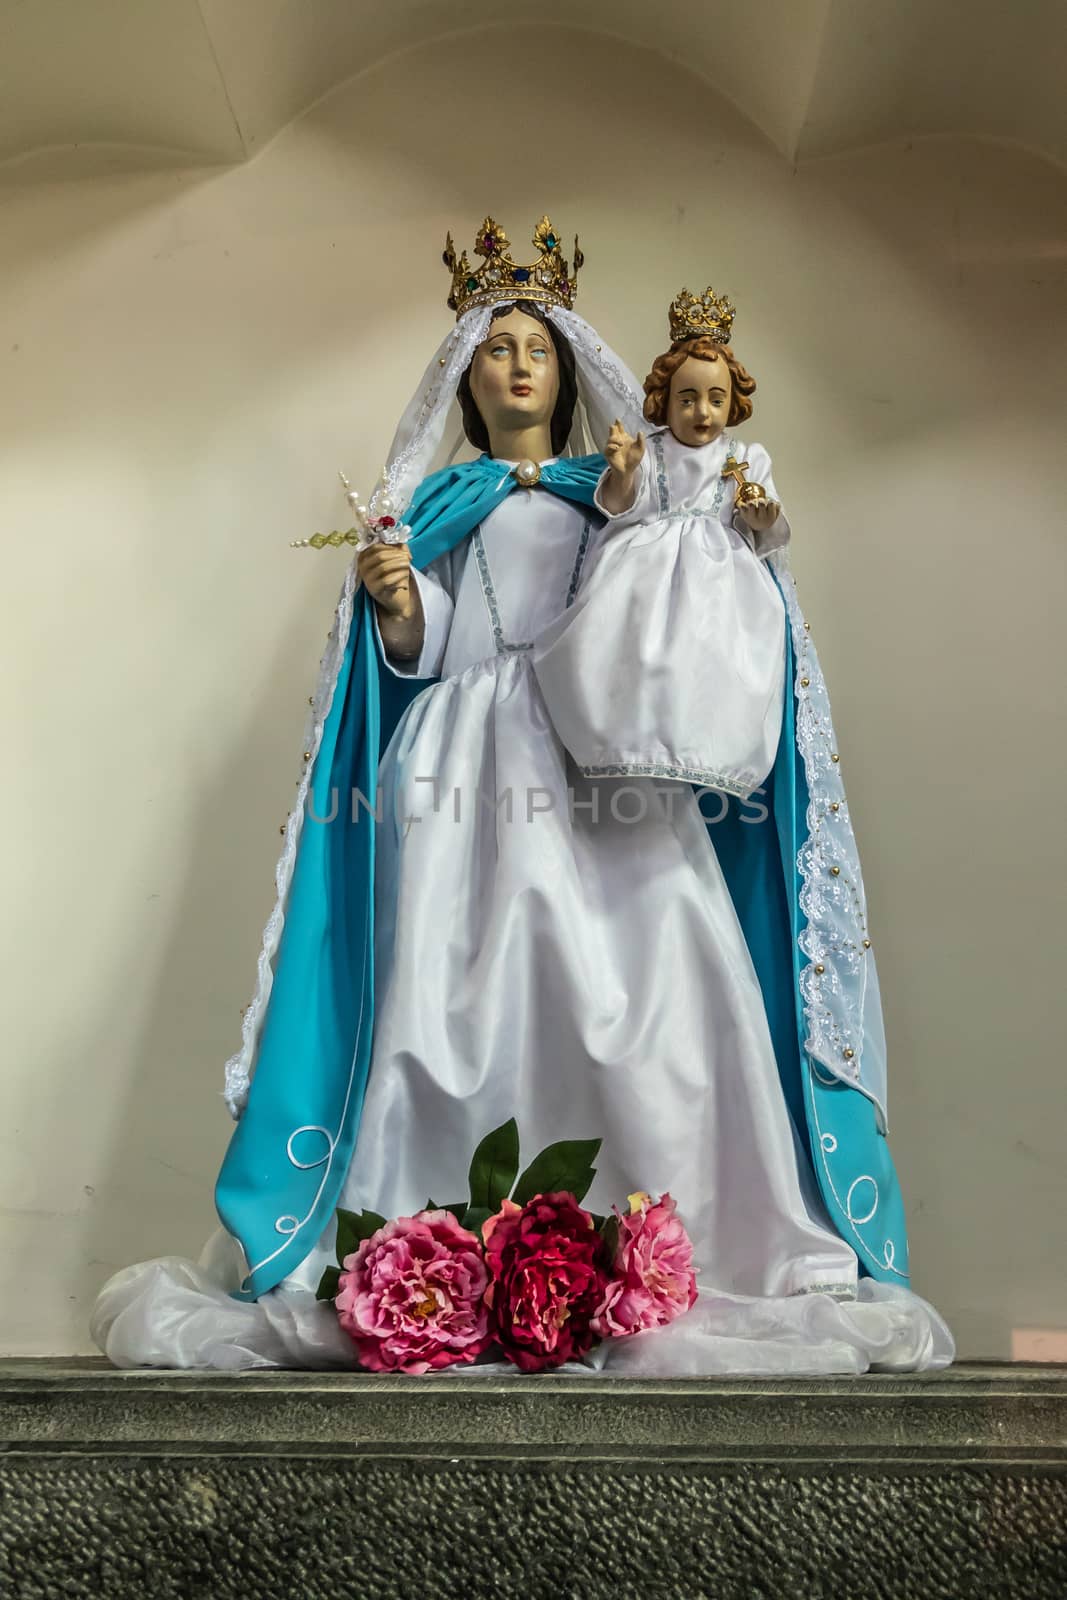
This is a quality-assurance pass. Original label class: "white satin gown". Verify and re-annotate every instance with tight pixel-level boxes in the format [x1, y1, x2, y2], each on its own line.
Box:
[306, 461, 853, 1295]
[91, 450, 955, 1374]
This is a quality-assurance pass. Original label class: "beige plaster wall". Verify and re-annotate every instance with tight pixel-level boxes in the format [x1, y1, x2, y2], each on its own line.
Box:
[2, 25, 1064, 1357]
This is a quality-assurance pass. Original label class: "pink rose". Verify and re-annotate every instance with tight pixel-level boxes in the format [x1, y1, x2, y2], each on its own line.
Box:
[483, 1192, 610, 1372]
[592, 1191, 698, 1339]
[335, 1210, 492, 1374]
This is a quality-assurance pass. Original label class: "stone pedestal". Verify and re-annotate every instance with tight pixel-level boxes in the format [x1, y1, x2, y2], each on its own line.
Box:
[2, 1359, 1065, 1597]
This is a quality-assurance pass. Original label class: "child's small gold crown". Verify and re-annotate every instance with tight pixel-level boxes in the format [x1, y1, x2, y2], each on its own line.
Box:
[443, 215, 583, 319]
[668, 286, 736, 345]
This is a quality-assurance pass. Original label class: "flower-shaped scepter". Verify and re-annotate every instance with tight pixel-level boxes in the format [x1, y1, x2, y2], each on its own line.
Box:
[290, 472, 412, 552]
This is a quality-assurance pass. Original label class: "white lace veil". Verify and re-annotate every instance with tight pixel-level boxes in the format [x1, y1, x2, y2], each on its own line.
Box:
[379, 303, 646, 512]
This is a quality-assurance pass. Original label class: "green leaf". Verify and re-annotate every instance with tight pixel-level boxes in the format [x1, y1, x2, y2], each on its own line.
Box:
[335, 1206, 388, 1265]
[316, 1265, 341, 1303]
[511, 1138, 602, 1207]
[467, 1118, 520, 1212]
[460, 1205, 493, 1239]
[426, 1199, 469, 1221]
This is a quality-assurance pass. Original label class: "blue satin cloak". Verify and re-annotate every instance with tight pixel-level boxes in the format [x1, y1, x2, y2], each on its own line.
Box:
[215, 455, 911, 1297]
[712, 603, 911, 1286]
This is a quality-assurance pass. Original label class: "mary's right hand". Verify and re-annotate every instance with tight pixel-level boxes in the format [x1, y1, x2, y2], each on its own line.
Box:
[357, 542, 416, 619]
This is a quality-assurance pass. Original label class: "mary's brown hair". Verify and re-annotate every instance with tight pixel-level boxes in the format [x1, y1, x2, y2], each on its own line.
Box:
[642, 336, 756, 427]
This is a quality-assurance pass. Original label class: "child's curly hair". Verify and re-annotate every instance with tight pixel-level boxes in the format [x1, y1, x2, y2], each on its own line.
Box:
[643, 336, 756, 427]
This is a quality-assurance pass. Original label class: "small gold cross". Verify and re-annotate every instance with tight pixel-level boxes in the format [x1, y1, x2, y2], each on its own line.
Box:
[721, 454, 751, 492]
[722, 453, 767, 508]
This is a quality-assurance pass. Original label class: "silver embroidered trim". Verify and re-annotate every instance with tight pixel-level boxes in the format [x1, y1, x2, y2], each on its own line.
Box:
[651, 432, 670, 515]
[579, 762, 758, 798]
[474, 517, 592, 654]
[565, 518, 593, 606]
[649, 432, 732, 522]
[472, 526, 508, 651]
[713, 444, 732, 518]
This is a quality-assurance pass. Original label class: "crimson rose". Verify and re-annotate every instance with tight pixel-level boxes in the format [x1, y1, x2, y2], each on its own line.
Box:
[483, 1191, 610, 1371]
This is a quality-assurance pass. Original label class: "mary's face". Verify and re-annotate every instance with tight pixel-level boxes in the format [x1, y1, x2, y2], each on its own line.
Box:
[468, 308, 561, 446]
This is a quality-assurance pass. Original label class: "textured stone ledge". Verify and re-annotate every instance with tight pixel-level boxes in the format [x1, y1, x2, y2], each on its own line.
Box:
[2, 1357, 1065, 1460]
[2, 1361, 1065, 1599]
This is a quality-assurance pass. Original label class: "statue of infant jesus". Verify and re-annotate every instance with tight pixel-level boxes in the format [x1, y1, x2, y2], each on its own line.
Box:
[532, 285, 791, 799]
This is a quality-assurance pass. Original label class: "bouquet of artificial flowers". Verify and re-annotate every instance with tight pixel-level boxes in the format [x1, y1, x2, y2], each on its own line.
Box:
[316, 1121, 697, 1374]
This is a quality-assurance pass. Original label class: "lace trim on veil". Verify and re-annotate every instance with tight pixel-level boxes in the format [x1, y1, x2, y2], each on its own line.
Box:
[383, 309, 493, 512]
[770, 548, 888, 1127]
[222, 560, 360, 1117]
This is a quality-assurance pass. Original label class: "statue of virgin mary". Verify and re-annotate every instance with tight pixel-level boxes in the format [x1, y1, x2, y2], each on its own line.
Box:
[93, 216, 954, 1375]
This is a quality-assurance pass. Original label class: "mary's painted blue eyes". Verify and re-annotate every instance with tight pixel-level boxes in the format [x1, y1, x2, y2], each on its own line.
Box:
[488, 343, 550, 360]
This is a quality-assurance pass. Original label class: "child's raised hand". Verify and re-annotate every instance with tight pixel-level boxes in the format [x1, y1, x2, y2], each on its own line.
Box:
[604, 420, 646, 479]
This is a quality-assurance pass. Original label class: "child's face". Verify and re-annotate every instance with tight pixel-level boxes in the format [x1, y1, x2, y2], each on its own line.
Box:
[667, 354, 732, 448]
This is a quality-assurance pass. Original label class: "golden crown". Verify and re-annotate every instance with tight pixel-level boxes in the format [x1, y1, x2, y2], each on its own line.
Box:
[668, 286, 736, 345]
[443, 215, 583, 319]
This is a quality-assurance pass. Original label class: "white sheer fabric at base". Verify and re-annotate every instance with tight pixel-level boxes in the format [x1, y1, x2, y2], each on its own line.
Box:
[91, 1227, 954, 1375]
